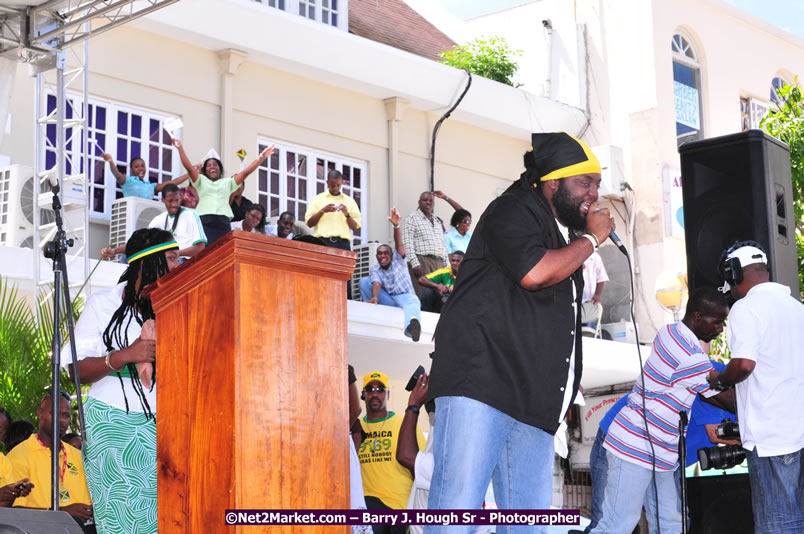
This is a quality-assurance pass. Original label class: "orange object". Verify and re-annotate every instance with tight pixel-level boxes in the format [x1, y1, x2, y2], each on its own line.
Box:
[151, 232, 355, 533]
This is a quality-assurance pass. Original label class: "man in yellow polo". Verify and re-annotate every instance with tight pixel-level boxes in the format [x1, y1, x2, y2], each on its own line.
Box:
[305, 169, 362, 252]
[7, 389, 92, 525]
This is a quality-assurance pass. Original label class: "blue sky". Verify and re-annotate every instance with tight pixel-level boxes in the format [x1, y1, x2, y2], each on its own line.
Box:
[432, 0, 804, 40]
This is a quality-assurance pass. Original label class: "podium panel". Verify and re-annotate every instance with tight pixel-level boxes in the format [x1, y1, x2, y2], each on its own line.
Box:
[151, 232, 355, 533]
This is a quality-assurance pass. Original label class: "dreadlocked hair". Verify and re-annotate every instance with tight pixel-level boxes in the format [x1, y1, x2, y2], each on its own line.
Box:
[102, 228, 174, 418]
[517, 149, 583, 303]
[519, 150, 563, 249]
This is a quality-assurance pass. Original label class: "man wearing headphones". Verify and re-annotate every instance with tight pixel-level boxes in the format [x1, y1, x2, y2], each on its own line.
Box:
[709, 241, 804, 533]
[357, 371, 425, 534]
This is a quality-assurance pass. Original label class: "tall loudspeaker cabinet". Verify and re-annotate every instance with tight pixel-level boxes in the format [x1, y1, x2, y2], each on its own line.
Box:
[679, 130, 799, 296]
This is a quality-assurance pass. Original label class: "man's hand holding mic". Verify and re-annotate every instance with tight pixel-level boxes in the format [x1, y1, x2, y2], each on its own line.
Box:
[585, 201, 614, 246]
[587, 202, 627, 255]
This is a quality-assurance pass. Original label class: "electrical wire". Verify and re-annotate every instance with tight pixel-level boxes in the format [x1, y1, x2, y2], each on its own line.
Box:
[625, 250, 662, 533]
[429, 71, 472, 191]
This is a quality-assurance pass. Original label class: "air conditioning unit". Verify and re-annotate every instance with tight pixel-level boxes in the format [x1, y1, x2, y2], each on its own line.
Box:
[591, 145, 626, 199]
[601, 321, 637, 344]
[37, 174, 87, 209]
[108, 196, 165, 254]
[350, 242, 382, 301]
[0, 164, 56, 248]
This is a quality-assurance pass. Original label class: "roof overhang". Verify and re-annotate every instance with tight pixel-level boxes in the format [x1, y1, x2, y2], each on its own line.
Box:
[132, 0, 588, 140]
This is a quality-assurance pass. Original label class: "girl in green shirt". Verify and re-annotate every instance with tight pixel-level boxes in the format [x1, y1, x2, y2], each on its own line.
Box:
[172, 138, 274, 244]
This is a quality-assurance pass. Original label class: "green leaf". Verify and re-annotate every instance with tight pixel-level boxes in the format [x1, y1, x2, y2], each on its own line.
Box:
[439, 36, 522, 87]
[0, 277, 86, 445]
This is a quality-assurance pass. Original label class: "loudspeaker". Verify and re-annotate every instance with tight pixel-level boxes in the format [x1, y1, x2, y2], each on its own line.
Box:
[679, 129, 799, 296]
[0, 508, 83, 533]
[686, 474, 753, 534]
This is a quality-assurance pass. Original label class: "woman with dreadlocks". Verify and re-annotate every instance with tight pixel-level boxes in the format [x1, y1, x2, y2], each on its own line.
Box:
[63, 228, 179, 534]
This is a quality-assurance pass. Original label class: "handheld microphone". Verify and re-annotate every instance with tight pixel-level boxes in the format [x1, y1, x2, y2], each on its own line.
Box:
[594, 208, 628, 256]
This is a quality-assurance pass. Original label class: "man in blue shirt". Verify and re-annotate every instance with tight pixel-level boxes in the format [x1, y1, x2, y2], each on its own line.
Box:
[359, 207, 422, 342]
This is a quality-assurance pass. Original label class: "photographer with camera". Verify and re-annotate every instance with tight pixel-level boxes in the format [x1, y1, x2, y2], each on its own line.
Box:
[708, 242, 804, 533]
[305, 169, 361, 252]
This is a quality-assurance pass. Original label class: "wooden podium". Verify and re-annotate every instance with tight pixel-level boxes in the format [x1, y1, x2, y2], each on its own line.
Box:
[150, 232, 356, 532]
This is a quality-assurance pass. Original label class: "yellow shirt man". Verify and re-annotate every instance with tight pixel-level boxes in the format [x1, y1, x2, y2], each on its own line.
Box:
[305, 168, 362, 243]
[0, 453, 14, 487]
[7, 434, 92, 508]
[358, 411, 425, 509]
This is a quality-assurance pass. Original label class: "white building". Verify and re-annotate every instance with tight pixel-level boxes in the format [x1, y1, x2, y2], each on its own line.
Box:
[416, 0, 804, 338]
[1, 0, 802, 514]
[1, 0, 629, 416]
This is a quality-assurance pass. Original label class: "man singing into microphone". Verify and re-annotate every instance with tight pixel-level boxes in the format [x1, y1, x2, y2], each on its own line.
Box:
[426, 132, 614, 532]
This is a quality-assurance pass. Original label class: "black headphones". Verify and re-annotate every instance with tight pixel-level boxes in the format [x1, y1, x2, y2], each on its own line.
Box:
[718, 240, 766, 286]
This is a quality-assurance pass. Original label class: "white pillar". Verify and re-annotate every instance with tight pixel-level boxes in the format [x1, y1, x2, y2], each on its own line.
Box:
[383, 97, 409, 241]
[217, 49, 248, 174]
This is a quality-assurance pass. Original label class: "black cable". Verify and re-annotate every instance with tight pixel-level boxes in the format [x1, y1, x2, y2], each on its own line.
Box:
[429, 71, 472, 191]
[624, 250, 662, 533]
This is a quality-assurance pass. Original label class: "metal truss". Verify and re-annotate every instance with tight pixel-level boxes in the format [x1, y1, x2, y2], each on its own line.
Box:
[0, 0, 179, 65]
[33, 43, 90, 298]
[0, 0, 180, 300]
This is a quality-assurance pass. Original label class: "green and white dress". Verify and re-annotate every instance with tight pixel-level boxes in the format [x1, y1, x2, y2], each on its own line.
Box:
[62, 282, 157, 534]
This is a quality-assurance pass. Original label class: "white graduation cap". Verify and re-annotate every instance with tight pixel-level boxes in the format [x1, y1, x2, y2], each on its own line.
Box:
[203, 147, 221, 161]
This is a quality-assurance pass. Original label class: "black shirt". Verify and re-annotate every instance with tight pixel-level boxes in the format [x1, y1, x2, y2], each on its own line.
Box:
[427, 182, 584, 433]
[230, 195, 253, 222]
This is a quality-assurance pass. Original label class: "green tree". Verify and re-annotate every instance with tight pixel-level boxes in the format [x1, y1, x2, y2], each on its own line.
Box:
[0, 278, 83, 441]
[440, 37, 522, 87]
[760, 78, 804, 295]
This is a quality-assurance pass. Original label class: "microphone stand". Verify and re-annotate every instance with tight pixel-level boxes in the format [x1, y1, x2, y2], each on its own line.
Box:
[678, 410, 689, 534]
[43, 182, 87, 511]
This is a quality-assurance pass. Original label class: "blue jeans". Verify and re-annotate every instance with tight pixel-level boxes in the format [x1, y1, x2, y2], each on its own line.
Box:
[359, 278, 421, 330]
[746, 446, 804, 533]
[585, 429, 608, 533]
[425, 396, 554, 534]
[590, 451, 681, 534]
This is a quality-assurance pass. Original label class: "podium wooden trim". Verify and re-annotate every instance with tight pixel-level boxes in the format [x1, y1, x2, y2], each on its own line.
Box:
[151, 232, 355, 533]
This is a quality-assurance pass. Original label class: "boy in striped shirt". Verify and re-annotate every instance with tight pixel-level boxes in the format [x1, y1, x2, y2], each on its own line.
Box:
[592, 287, 735, 534]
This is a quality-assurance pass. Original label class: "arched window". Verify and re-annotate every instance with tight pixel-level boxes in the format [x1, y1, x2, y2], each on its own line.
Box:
[672, 33, 703, 144]
[771, 76, 787, 104]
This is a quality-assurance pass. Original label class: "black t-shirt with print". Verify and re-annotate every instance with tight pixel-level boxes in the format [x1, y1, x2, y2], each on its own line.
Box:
[427, 182, 584, 433]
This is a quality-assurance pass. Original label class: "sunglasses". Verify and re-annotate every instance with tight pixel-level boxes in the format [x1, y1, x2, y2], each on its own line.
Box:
[363, 386, 388, 393]
[461, 219, 472, 224]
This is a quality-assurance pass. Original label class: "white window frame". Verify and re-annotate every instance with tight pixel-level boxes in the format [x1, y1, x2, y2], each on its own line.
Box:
[255, 138, 367, 244]
[770, 76, 788, 106]
[43, 92, 180, 222]
[671, 33, 704, 145]
[250, 0, 348, 31]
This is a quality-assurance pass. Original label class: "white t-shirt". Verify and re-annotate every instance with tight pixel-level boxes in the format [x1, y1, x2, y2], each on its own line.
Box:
[555, 219, 577, 424]
[406, 413, 436, 534]
[148, 208, 207, 255]
[230, 220, 266, 234]
[61, 283, 156, 412]
[728, 282, 804, 456]
[267, 225, 294, 240]
[582, 252, 609, 302]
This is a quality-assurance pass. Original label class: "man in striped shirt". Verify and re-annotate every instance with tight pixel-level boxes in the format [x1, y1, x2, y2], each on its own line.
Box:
[591, 287, 735, 534]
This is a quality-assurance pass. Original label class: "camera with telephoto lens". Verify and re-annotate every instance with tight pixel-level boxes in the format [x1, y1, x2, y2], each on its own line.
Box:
[697, 418, 745, 470]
